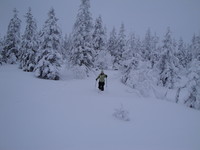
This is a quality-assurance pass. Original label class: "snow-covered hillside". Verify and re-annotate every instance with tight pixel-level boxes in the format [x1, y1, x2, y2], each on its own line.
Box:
[0, 65, 200, 150]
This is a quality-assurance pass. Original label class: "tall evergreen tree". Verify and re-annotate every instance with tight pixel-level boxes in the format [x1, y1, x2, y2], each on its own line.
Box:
[191, 34, 200, 60]
[19, 8, 39, 72]
[0, 35, 3, 65]
[70, 0, 94, 72]
[0, 35, 2, 51]
[121, 33, 136, 69]
[157, 27, 178, 89]
[63, 33, 72, 61]
[2, 9, 21, 64]
[107, 27, 118, 58]
[114, 23, 127, 69]
[185, 58, 200, 109]
[121, 53, 140, 88]
[125, 33, 135, 56]
[150, 33, 160, 68]
[92, 16, 109, 69]
[176, 38, 191, 69]
[141, 29, 159, 68]
[103, 25, 108, 44]
[34, 8, 63, 80]
[141, 28, 152, 61]
[92, 16, 106, 53]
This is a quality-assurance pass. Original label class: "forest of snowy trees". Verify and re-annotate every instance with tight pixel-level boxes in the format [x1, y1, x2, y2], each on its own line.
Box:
[0, 0, 200, 110]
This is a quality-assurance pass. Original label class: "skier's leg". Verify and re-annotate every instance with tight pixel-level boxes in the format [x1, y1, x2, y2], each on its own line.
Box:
[98, 82, 101, 90]
[102, 82, 105, 91]
[99, 82, 103, 91]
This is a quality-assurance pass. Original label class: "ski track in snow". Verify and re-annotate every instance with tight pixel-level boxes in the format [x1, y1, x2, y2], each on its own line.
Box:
[0, 65, 200, 150]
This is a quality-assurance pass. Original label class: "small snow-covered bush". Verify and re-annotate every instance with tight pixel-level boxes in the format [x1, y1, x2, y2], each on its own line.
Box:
[113, 104, 130, 121]
[71, 65, 88, 79]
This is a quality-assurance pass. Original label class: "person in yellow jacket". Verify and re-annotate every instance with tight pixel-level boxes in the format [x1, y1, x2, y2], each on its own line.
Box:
[96, 70, 108, 91]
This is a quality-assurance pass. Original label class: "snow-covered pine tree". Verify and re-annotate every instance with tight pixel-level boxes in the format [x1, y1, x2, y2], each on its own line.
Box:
[141, 29, 159, 68]
[149, 33, 160, 69]
[103, 25, 108, 44]
[93, 16, 105, 52]
[114, 23, 127, 69]
[70, 0, 94, 78]
[19, 8, 39, 72]
[2, 8, 21, 64]
[121, 33, 136, 70]
[176, 38, 191, 69]
[191, 34, 200, 60]
[157, 27, 179, 89]
[141, 28, 152, 61]
[63, 33, 72, 61]
[107, 27, 118, 68]
[0, 35, 2, 50]
[92, 16, 111, 69]
[34, 8, 63, 80]
[0, 35, 3, 65]
[121, 52, 140, 88]
[185, 58, 200, 109]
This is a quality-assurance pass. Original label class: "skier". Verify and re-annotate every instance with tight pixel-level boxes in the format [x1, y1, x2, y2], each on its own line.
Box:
[96, 70, 108, 91]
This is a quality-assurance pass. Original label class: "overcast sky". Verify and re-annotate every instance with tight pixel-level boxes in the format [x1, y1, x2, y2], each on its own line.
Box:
[0, 0, 200, 42]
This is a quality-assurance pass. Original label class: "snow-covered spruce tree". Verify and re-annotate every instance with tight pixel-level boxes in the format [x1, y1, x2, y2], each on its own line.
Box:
[121, 53, 140, 87]
[121, 34, 142, 86]
[34, 8, 63, 80]
[70, 0, 94, 78]
[114, 23, 127, 70]
[121, 33, 146, 74]
[103, 25, 108, 44]
[92, 16, 111, 69]
[184, 58, 200, 109]
[141, 28, 153, 61]
[157, 27, 179, 89]
[93, 16, 105, 52]
[191, 34, 200, 60]
[149, 34, 160, 69]
[107, 27, 118, 68]
[0, 35, 3, 65]
[121, 33, 136, 71]
[19, 8, 39, 72]
[176, 38, 191, 69]
[2, 9, 21, 64]
[141, 29, 159, 68]
[63, 33, 72, 61]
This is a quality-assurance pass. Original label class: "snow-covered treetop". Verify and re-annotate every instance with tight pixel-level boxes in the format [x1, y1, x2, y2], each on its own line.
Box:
[5, 8, 21, 45]
[73, 0, 93, 36]
[93, 16, 106, 51]
[162, 27, 173, 53]
[40, 8, 62, 52]
[21, 7, 38, 51]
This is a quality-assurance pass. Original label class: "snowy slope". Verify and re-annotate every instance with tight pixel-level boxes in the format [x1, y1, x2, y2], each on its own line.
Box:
[0, 65, 200, 150]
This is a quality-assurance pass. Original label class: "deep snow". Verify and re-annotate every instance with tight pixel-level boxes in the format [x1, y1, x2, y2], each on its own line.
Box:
[0, 65, 200, 150]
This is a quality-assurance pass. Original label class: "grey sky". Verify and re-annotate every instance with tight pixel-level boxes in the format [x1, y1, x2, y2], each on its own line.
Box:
[0, 0, 200, 42]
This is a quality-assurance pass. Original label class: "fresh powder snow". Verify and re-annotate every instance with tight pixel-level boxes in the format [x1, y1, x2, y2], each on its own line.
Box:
[0, 65, 200, 150]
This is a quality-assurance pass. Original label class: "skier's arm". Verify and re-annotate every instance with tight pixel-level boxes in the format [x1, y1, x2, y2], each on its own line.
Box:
[96, 75, 100, 81]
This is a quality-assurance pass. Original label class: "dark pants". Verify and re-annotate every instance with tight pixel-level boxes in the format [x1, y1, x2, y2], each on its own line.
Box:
[98, 82, 105, 91]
